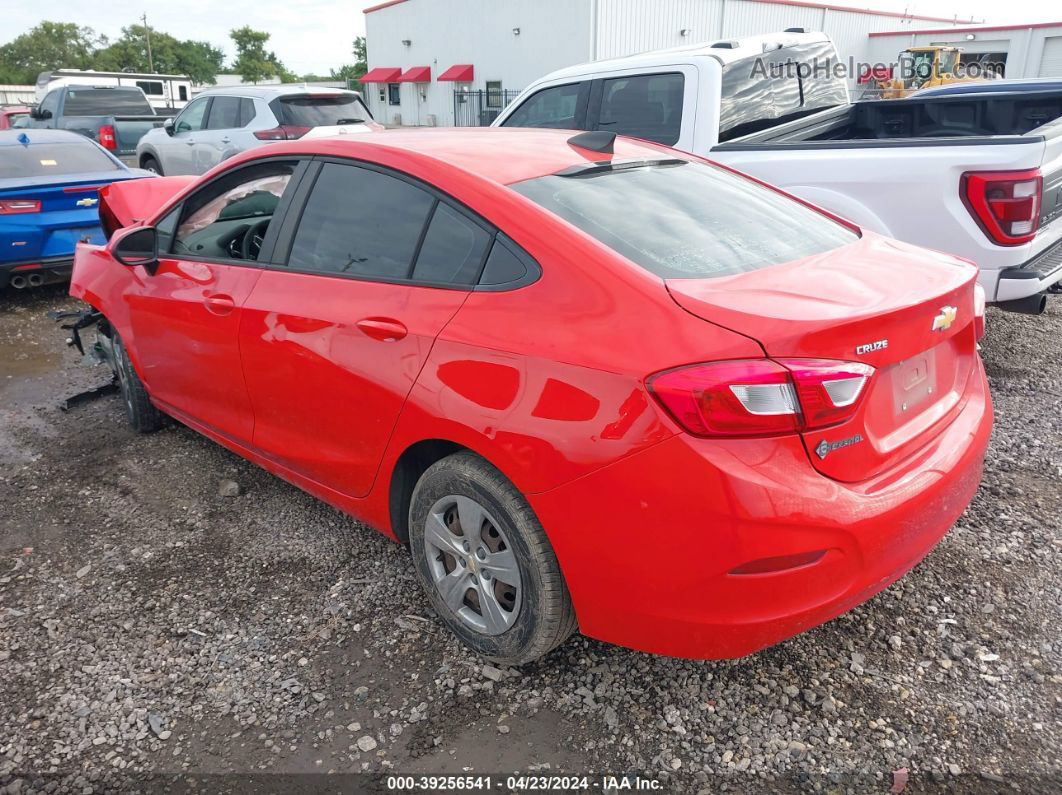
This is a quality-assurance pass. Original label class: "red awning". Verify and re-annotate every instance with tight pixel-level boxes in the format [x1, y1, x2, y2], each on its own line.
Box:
[437, 64, 474, 82]
[396, 66, 432, 83]
[360, 67, 402, 83]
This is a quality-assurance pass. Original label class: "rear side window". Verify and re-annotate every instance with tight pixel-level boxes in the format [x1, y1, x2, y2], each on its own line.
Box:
[288, 163, 434, 278]
[512, 161, 857, 279]
[0, 142, 119, 178]
[239, 98, 256, 127]
[64, 88, 153, 115]
[595, 73, 684, 145]
[207, 96, 242, 130]
[502, 82, 585, 129]
[411, 203, 492, 284]
[274, 94, 371, 126]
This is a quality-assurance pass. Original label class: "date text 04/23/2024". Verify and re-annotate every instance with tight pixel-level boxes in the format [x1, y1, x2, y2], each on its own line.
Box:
[384, 774, 663, 791]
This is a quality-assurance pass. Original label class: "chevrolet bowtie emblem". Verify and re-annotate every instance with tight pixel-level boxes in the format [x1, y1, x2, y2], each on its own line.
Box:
[76, 197, 98, 207]
[932, 305, 957, 332]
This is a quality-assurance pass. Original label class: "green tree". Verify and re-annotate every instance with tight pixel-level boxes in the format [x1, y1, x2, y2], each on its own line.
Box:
[230, 26, 290, 84]
[92, 25, 224, 84]
[330, 36, 367, 84]
[0, 21, 103, 84]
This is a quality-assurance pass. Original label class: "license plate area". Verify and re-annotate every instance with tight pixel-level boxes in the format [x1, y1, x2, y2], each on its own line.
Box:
[890, 348, 938, 418]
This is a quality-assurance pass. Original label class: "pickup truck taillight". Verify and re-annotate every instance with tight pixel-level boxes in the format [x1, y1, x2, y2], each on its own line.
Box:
[961, 169, 1042, 246]
[254, 125, 311, 141]
[0, 199, 41, 214]
[648, 359, 874, 437]
[98, 125, 117, 151]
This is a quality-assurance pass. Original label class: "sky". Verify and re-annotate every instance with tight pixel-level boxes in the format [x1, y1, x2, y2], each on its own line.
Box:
[1, 0, 1060, 77]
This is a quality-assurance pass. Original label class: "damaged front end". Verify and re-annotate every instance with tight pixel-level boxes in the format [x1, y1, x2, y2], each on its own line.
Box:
[48, 307, 119, 411]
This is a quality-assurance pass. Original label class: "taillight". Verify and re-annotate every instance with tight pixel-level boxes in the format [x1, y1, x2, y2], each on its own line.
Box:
[648, 358, 874, 438]
[0, 199, 41, 214]
[973, 282, 986, 341]
[253, 125, 311, 141]
[961, 169, 1042, 246]
[98, 125, 117, 151]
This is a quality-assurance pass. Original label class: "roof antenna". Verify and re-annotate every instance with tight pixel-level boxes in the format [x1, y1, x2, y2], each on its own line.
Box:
[568, 131, 615, 154]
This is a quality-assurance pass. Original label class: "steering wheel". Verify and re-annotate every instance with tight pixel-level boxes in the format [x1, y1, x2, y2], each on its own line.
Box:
[241, 218, 272, 261]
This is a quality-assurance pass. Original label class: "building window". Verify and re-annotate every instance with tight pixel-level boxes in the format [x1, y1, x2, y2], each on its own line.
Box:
[388, 83, 401, 106]
[486, 80, 503, 108]
[378, 86, 387, 102]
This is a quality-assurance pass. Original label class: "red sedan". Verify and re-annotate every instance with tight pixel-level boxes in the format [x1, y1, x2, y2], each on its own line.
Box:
[70, 128, 991, 664]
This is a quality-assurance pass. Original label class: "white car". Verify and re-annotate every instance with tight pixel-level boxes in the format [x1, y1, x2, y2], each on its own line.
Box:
[136, 85, 382, 177]
[494, 30, 1062, 313]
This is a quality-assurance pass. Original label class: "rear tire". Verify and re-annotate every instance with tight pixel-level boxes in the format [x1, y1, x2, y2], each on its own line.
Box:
[409, 452, 577, 665]
[141, 156, 163, 175]
[112, 331, 164, 433]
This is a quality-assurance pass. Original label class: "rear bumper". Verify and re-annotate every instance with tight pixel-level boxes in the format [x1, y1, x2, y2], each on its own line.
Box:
[993, 238, 1062, 302]
[530, 360, 992, 660]
[0, 256, 74, 289]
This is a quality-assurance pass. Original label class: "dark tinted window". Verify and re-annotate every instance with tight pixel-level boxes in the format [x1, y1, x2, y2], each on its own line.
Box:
[288, 163, 434, 278]
[411, 203, 492, 284]
[719, 41, 848, 142]
[0, 141, 119, 178]
[64, 88, 154, 115]
[136, 80, 164, 96]
[479, 238, 529, 286]
[238, 98, 256, 126]
[596, 73, 683, 145]
[275, 94, 370, 126]
[513, 161, 857, 280]
[388, 84, 400, 105]
[207, 96, 242, 130]
[502, 82, 584, 129]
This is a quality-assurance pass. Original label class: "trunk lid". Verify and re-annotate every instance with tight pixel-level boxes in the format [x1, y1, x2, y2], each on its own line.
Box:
[666, 233, 980, 482]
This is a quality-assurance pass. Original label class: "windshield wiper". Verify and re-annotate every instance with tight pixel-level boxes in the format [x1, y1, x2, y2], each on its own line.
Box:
[335, 118, 366, 125]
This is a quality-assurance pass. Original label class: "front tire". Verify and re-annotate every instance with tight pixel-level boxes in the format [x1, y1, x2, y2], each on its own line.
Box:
[112, 331, 164, 433]
[141, 155, 163, 175]
[409, 452, 577, 665]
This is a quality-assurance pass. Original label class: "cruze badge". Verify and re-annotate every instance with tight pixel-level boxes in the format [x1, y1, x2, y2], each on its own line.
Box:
[932, 306, 957, 332]
[855, 339, 888, 355]
[815, 434, 864, 460]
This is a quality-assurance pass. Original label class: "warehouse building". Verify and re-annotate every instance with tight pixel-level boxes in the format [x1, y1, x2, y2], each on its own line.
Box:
[361, 0, 981, 126]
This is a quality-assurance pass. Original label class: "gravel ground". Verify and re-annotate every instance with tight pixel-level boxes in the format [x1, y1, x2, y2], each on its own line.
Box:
[0, 285, 1059, 794]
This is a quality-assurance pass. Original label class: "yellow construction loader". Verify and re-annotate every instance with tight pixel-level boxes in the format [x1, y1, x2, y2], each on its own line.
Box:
[878, 46, 994, 99]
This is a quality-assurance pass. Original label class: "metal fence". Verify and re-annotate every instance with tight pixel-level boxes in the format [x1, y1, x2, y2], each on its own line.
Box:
[453, 88, 522, 126]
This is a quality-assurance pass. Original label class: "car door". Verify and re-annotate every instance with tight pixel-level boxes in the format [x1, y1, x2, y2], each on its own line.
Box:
[161, 96, 210, 175]
[196, 95, 243, 173]
[238, 159, 492, 498]
[124, 158, 306, 444]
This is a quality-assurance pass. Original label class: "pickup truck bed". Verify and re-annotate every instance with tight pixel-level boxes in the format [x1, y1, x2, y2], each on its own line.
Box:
[714, 91, 1062, 304]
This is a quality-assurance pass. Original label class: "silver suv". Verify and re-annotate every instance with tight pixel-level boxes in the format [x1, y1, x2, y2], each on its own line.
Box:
[135, 85, 380, 175]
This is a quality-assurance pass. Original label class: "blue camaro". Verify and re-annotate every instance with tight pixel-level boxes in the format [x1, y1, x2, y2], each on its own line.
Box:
[1, 129, 151, 290]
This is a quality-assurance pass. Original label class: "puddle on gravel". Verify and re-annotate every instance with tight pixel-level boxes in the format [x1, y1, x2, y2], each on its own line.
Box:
[0, 338, 61, 390]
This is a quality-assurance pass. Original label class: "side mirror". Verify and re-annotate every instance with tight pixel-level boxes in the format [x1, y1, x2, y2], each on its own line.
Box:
[163, 117, 175, 136]
[33, 108, 51, 120]
[112, 226, 158, 271]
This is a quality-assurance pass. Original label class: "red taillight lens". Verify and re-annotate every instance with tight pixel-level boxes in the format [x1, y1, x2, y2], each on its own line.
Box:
[0, 199, 41, 214]
[98, 125, 117, 151]
[648, 358, 874, 438]
[961, 169, 1042, 246]
[253, 125, 311, 141]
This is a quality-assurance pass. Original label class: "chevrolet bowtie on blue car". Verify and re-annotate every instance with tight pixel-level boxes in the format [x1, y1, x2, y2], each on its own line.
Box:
[1, 129, 151, 290]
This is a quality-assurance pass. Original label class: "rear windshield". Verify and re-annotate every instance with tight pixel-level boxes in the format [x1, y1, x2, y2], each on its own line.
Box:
[64, 88, 154, 115]
[719, 40, 848, 142]
[511, 160, 857, 279]
[0, 142, 120, 179]
[275, 94, 370, 126]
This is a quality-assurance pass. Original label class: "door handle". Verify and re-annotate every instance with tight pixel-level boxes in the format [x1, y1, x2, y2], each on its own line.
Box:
[356, 317, 407, 342]
[220, 136, 231, 143]
[204, 294, 236, 316]
[185, 138, 196, 145]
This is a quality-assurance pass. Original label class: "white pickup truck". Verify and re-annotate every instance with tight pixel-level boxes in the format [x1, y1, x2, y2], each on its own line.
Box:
[493, 31, 1062, 314]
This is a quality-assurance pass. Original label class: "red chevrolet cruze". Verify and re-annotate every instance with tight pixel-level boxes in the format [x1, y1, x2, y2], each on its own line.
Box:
[70, 128, 991, 664]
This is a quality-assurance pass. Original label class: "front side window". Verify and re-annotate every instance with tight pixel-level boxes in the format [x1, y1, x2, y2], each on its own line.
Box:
[172, 161, 296, 261]
[38, 91, 61, 117]
[175, 97, 209, 133]
[595, 73, 683, 145]
[512, 160, 857, 280]
[206, 96, 242, 130]
[502, 82, 584, 129]
[288, 163, 434, 279]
